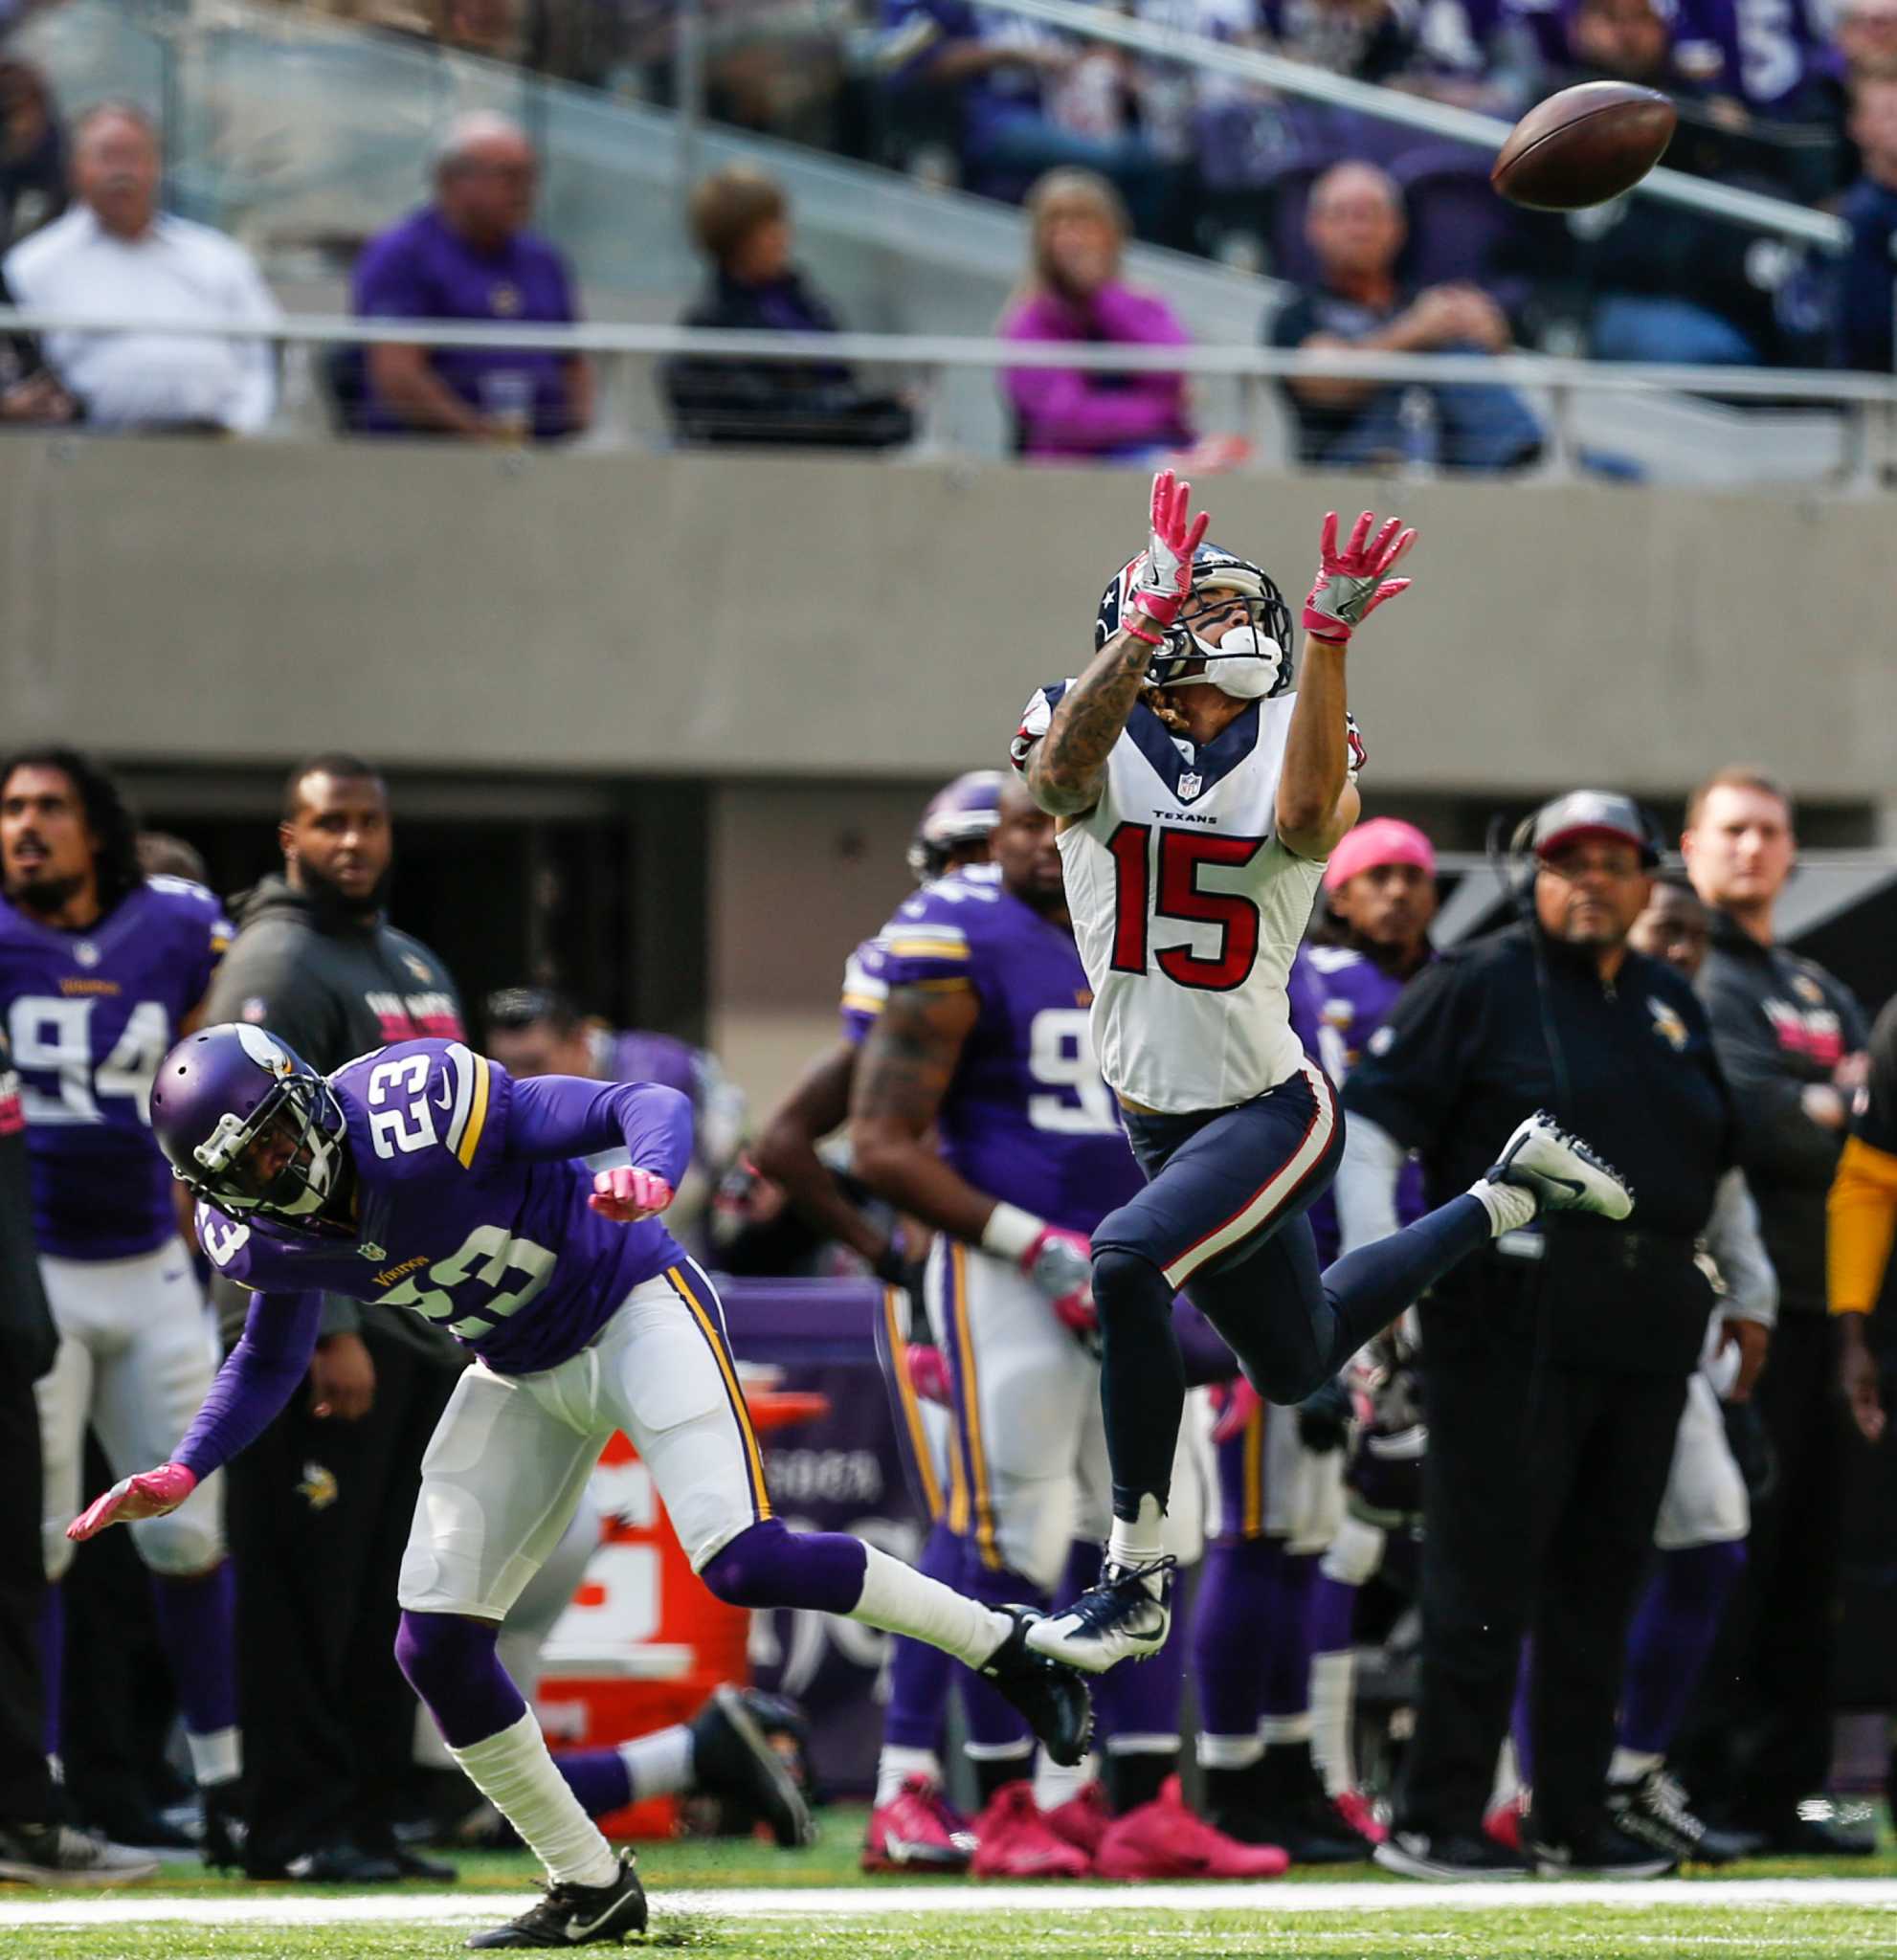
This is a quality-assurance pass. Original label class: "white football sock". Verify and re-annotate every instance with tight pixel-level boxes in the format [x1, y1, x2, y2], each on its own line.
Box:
[876, 1745, 942, 1808]
[450, 1710, 618, 1888]
[1260, 1712, 1313, 1746]
[1034, 1749, 1091, 1810]
[1309, 1650, 1358, 1796]
[1609, 1746, 1663, 1784]
[187, 1726, 241, 1788]
[1106, 1495, 1167, 1574]
[1470, 1179, 1537, 1237]
[853, 1543, 1013, 1667]
[617, 1724, 695, 1803]
[1196, 1731, 1264, 1771]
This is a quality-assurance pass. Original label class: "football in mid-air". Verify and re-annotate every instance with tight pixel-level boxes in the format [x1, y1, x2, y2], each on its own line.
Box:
[1489, 81, 1678, 211]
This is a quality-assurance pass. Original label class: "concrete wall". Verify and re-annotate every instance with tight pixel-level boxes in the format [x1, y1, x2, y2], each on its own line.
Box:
[4, 437, 1886, 801]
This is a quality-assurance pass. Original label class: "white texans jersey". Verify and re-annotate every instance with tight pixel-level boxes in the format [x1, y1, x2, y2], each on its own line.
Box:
[1013, 682, 1362, 1115]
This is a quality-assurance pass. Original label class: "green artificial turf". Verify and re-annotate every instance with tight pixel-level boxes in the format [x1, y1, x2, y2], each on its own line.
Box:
[5, 1807, 1897, 1960]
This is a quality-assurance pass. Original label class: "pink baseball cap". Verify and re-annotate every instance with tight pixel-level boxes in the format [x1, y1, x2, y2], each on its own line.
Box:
[1323, 817, 1437, 893]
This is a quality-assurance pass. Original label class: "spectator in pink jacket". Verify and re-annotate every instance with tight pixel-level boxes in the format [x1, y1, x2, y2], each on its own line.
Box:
[1000, 168, 1194, 459]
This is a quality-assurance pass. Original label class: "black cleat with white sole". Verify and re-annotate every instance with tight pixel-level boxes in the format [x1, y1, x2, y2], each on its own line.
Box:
[466, 1853, 648, 1949]
[690, 1683, 815, 1848]
[1486, 1111, 1634, 1221]
[1023, 1555, 1174, 1675]
[1607, 1769, 1752, 1866]
[979, 1607, 1094, 1767]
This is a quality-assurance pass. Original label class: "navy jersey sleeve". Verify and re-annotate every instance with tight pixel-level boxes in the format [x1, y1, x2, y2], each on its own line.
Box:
[1339, 956, 1474, 1154]
[1010, 680, 1072, 773]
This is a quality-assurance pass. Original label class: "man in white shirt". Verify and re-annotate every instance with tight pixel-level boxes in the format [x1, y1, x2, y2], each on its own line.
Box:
[3, 102, 279, 434]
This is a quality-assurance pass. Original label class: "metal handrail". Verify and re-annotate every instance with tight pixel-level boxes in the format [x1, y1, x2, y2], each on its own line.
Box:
[5, 309, 1893, 405]
[973, 0, 1850, 253]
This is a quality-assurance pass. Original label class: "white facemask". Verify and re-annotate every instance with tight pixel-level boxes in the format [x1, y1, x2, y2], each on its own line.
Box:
[1172, 623, 1284, 701]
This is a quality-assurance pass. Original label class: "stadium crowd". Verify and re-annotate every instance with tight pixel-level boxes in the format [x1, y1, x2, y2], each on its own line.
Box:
[2, 739, 1895, 1891]
[2, 0, 1896, 462]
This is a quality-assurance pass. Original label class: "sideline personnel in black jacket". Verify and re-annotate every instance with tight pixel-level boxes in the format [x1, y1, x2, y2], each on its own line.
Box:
[198, 753, 464, 1883]
[1676, 768, 1870, 1855]
[1342, 791, 1735, 1883]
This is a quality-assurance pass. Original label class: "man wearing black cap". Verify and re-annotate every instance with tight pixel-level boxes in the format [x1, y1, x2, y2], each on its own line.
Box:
[1340, 791, 1737, 1882]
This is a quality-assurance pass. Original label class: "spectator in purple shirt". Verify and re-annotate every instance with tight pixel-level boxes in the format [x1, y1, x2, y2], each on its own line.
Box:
[352, 113, 591, 441]
[999, 167, 1194, 460]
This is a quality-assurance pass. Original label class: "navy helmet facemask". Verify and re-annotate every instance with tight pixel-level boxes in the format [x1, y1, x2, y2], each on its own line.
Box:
[1096, 544, 1295, 702]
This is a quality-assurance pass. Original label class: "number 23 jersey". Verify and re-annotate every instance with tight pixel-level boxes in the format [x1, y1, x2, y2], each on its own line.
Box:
[873, 866, 1142, 1236]
[0, 877, 231, 1258]
[196, 1039, 688, 1377]
[1013, 684, 1360, 1116]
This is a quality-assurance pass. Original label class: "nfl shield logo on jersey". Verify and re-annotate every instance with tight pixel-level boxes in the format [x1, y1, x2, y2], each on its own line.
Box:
[1177, 772, 1203, 803]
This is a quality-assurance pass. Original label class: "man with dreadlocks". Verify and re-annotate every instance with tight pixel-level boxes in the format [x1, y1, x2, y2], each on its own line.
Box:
[0, 747, 243, 1858]
[1010, 473, 1639, 1674]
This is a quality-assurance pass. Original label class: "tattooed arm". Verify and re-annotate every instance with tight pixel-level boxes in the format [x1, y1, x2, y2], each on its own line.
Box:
[1025, 631, 1153, 819]
[849, 983, 999, 1242]
[1023, 468, 1210, 821]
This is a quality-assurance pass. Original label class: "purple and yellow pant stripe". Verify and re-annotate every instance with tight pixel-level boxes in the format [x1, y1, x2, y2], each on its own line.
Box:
[664, 1264, 771, 1526]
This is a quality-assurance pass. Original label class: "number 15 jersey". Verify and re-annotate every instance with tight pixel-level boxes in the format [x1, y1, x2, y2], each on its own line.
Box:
[872, 866, 1143, 1236]
[1013, 684, 1363, 1117]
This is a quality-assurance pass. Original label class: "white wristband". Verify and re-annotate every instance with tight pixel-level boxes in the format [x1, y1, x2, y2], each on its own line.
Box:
[981, 1201, 1045, 1263]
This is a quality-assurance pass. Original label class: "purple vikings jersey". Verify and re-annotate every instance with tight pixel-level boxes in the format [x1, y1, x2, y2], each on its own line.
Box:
[873, 866, 1141, 1236]
[196, 1039, 688, 1377]
[839, 937, 890, 1048]
[1673, 0, 1821, 112]
[1289, 945, 1426, 1262]
[0, 877, 230, 1259]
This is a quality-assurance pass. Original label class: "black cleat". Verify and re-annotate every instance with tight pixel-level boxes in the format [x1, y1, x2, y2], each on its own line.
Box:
[198, 1779, 247, 1874]
[0, 1821, 159, 1886]
[467, 1853, 647, 1949]
[1373, 1830, 1530, 1882]
[1529, 1819, 1675, 1880]
[979, 1607, 1094, 1768]
[690, 1684, 815, 1848]
[1608, 1770, 1752, 1866]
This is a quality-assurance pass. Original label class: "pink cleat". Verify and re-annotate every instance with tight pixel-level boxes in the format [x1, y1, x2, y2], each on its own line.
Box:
[1041, 1781, 1113, 1860]
[1333, 1788, 1390, 1846]
[969, 1784, 1091, 1879]
[860, 1774, 974, 1874]
[1484, 1795, 1527, 1855]
[1093, 1776, 1290, 1880]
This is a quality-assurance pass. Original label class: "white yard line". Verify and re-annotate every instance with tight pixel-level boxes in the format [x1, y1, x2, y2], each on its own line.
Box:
[5, 1878, 1897, 1927]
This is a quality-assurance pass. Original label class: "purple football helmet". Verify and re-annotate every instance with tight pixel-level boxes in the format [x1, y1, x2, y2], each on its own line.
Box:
[151, 1023, 351, 1234]
[906, 768, 1004, 883]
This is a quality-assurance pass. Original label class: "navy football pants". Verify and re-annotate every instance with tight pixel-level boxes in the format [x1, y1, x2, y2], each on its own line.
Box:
[1090, 1061, 1490, 1524]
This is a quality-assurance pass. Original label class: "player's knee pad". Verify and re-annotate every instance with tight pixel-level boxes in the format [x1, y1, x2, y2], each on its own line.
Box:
[1320, 1514, 1386, 1590]
[128, 1505, 224, 1578]
[1089, 1246, 1172, 1333]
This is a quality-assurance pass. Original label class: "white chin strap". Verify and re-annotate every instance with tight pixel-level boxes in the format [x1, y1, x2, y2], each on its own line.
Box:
[1170, 624, 1284, 701]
